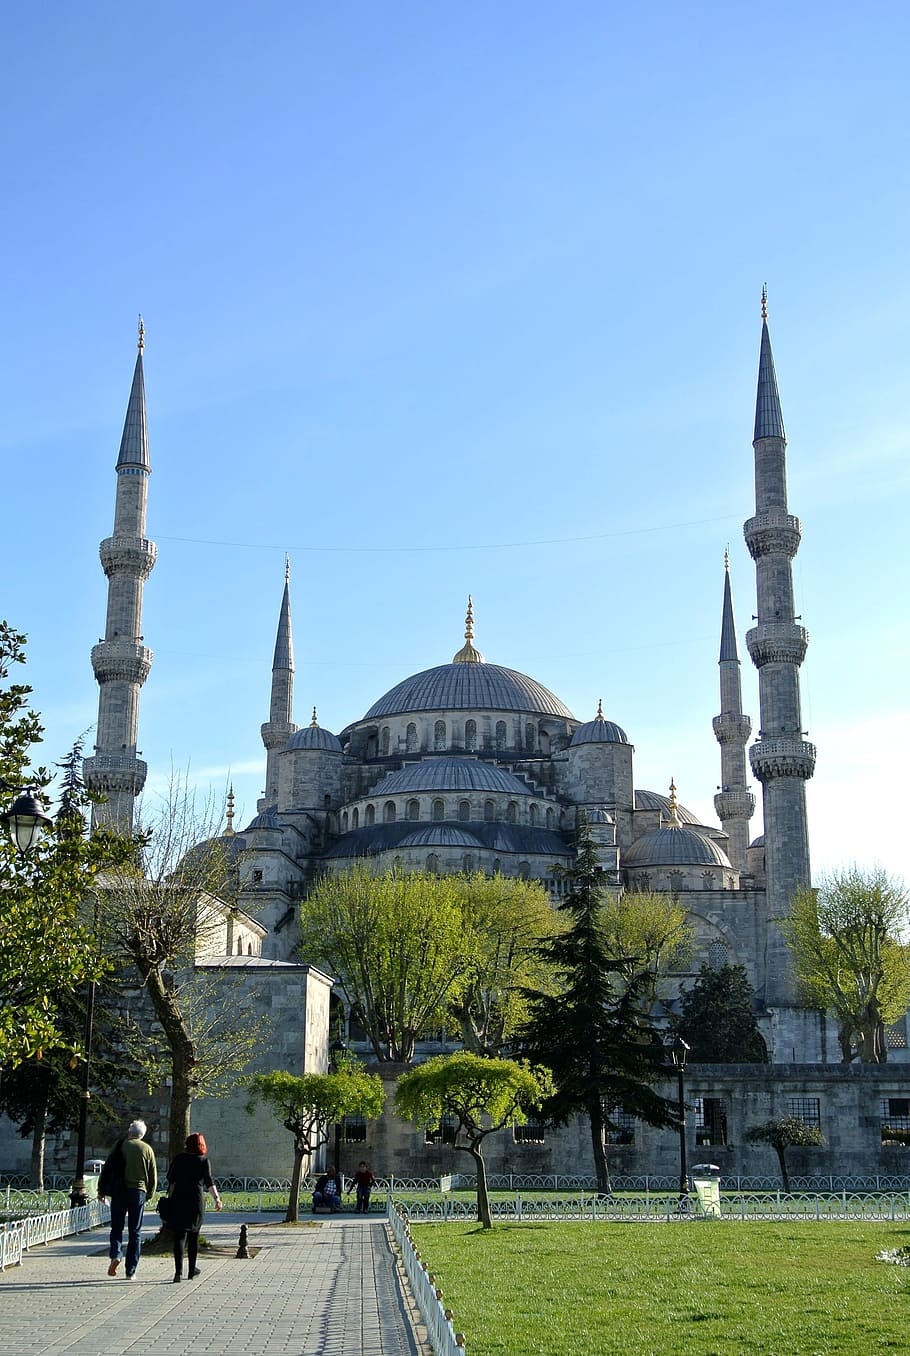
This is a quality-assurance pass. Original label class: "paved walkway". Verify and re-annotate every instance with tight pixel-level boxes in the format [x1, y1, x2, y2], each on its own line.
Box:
[0, 1212, 430, 1356]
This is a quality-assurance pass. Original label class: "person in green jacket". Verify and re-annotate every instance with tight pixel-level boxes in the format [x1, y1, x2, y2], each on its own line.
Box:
[99, 1119, 158, 1279]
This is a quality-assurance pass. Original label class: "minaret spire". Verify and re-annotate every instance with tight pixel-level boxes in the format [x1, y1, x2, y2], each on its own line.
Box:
[713, 554, 755, 871]
[260, 562, 297, 808]
[744, 292, 815, 1007]
[83, 323, 157, 831]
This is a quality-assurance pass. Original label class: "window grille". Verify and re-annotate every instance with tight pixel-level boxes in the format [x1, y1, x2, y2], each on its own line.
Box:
[694, 1096, 728, 1146]
[786, 1096, 821, 1128]
[514, 1118, 545, 1145]
[605, 1109, 637, 1145]
[425, 1115, 457, 1145]
[344, 1115, 367, 1144]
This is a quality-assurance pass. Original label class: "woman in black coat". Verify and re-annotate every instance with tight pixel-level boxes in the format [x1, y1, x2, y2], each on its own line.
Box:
[166, 1132, 222, 1282]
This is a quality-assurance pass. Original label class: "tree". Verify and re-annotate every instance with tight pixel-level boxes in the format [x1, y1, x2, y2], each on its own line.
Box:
[781, 868, 910, 1063]
[598, 890, 692, 1013]
[676, 964, 767, 1063]
[297, 865, 475, 1062]
[0, 625, 131, 1068]
[95, 774, 265, 1151]
[246, 1064, 385, 1221]
[447, 872, 560, 1057]
[395, 1052, 552, 1229]
[517, 821, 678, 1193]
[745, 1116, 825, 1191]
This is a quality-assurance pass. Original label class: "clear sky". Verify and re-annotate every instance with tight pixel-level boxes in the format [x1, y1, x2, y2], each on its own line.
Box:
[1, 2, 907, 881]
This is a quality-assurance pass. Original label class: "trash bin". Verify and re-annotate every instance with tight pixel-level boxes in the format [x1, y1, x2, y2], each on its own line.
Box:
[691, 1162, 721, 1218]
[83, 1160, 105, 1201]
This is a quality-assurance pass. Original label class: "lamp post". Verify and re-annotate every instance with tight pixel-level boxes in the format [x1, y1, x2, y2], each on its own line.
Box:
[329, 1036, 347, 1186]
[669, 1034, 691, 1212]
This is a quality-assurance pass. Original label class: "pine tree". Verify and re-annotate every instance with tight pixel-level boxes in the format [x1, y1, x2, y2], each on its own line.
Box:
[518, 820, 677, 1192]
[676, 964, 767, 1063]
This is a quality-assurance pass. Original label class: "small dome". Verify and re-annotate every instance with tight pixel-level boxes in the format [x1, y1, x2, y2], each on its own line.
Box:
[750, 834, 765, 848]
[244, 807, 281, 831]
[624, 825, 733, 869]
[398, 826, 484, 849]
[374, 756, 533, 797]
[587, 807, 615, 825]
[570, 700, 629, 746]
[286, 708, 342, 752]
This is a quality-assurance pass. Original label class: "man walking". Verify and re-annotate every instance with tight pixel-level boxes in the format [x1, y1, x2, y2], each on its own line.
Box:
[99, 1119, 157, 1279]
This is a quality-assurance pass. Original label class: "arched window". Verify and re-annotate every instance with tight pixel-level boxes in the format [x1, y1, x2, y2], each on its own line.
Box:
[236, 937, 243, 955]
[668, 870, 684, 892]
[465, 719, 477, 752]
[462, 854, 474, 873]
[352, 808, 359, 829]
[341, 811, 349, 832]
[407, 798, 420, 821]
[432, 799, 445, 822]
[384, 801, 396, 823]
[406, 722, 418, 751]
[529, 803, 538, 826]
[546, 807, 554, 828]
[426, 853, 439, 874]
[493, 858, 501, 872]
[496, 720, 507, 748]
[458, 799, 471, 822]
[518, 860, 531, 879]
[484, 799, 495, 822]
[380, 726, 390, 755]
[247, 943, 253, 956]
[434, 720, 446, 751]
[365, 803, 375, 826]
[708, 938, 729, 969]
[507, 801, 518, 824]
[525, 722, 535, 751]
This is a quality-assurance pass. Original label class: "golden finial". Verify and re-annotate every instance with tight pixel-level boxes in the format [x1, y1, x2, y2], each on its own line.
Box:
[285, 554, 290, 585]
[224, 785, 235, 837]
[724, 545, 730, 571]
[452, 594, 485, 664]
[667, 778, 681, 828]
[311, 706, 319, 727]
[137, 314, 145, 352]
[760, 284, 768, 323]
[596, 698, 604, 721]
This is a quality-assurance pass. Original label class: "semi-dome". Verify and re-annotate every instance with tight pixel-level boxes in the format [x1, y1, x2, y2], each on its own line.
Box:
[624, 825, 732, 869]
[570, 700, 628, 746]
[286, 709, 342, 752]
[635, 788, 699, 824]
[397, 826, 484, 849]
[374, 756, 534, 797]
[587, 807, 615, 825]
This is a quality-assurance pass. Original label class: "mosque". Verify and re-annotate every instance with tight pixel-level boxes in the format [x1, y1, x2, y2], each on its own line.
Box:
[24, 301, 910, 1181]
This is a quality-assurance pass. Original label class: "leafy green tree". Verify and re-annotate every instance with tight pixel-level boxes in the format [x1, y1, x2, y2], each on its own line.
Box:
[297, 865, 474, 1062]
[598, 890, 692, 1013]
[0, 624, 130, 1068]
[781, 868, 910, 1063]
[246, 1064, 385, 1221]
[448, 872, 560, 1057]
[745, 1116, 825, 1191]
[395, 1052, 552, 1229]
[518, 820, 678, 1193]
[676, 964, 767, 1063]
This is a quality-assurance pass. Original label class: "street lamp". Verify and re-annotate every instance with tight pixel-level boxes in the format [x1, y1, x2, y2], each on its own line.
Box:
[1, 787, 53, 856]
[329, 1036, 348, 1187]
[669, 1034, 691, 1212]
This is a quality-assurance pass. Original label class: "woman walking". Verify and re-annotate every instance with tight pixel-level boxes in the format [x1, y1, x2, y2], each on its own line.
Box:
[166, 1132, 222, 1282]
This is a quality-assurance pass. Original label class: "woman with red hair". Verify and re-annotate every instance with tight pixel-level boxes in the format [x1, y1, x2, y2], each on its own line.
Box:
[165, 1132, 222, 1282]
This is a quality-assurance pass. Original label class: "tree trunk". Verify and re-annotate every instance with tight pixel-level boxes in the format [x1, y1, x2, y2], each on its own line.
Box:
[470, 1142, 492, 1230]
[286, 1143, 306, 1223]
[30, 1116, 46, 1192]
[776, 1145, 790, 1193]
[588, 1100, 612, 1195]
[141, 967, 197, 1154]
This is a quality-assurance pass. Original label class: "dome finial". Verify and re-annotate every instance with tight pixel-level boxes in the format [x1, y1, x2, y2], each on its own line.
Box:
[724, 545, 730, 572]
[452, 594, 485, 664]
[311, 706, 318, 727]
[224, 785, 235, 837]
[138, 314, 145, 352]
[596, 697, 604, 720]
[668, 778, 682, 828]
[760, 284, 768, 323]
[285, 554, 290, 584]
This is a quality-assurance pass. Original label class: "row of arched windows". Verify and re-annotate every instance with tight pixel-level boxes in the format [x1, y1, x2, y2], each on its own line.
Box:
[379, 719, 542, 756]
[339, 798, 557, 832]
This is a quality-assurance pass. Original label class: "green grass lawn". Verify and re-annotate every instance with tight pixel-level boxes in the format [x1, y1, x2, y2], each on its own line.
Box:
[413, 1221, 910, 1355]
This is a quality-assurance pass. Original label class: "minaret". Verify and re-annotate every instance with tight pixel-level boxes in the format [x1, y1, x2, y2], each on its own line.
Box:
[712, 552, 755, 871]
[84, 320, 156, 832]
[260, 558, 297, 808]
[744, 290, 815, 1003]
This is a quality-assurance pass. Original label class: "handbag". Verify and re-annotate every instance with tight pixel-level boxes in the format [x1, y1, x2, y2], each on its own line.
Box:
[157, 1194, 174, 1222]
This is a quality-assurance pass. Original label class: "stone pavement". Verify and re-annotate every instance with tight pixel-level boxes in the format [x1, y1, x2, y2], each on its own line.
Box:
[0, 1211, 431, 1356]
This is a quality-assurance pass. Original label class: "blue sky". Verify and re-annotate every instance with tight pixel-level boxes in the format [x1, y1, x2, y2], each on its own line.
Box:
[1, 2, 908, 880]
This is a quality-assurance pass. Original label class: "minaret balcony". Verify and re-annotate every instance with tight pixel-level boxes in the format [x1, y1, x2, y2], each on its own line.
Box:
[713, 788, 756, 820]
[743, 511, 801, 561]
[712, 712, 752, 744]
[99, 536, 157, 581]
[83, 753, 148, 796]
[91, 641, 153, 685]
[749, 737, 816, 783]
[745, 622, 809, 667]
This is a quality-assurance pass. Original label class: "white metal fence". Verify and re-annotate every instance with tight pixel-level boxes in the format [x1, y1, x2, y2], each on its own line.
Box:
[387, 1199, 465, 1355]
[0, 1199, 109, 1270]
[398, 1190, 910, 1223]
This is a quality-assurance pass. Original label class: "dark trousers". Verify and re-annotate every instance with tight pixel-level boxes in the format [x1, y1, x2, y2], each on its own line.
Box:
[172, 1228, 200, 1277]
[109, 1188, 147, 1275]
[356, 1186, 372, 1213]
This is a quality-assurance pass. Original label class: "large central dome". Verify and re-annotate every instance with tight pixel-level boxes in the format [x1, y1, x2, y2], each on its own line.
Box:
[362, 596, 574, 721]
[363, 662, 574, 720]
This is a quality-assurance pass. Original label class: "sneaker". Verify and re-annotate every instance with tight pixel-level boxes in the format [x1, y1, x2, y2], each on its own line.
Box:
[107, 1259, 120, 1277]
[125, 1271, 135, 1280]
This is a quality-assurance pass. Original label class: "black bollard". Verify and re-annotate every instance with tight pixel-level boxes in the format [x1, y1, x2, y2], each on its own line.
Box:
[236, 1223, 250, 1259]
